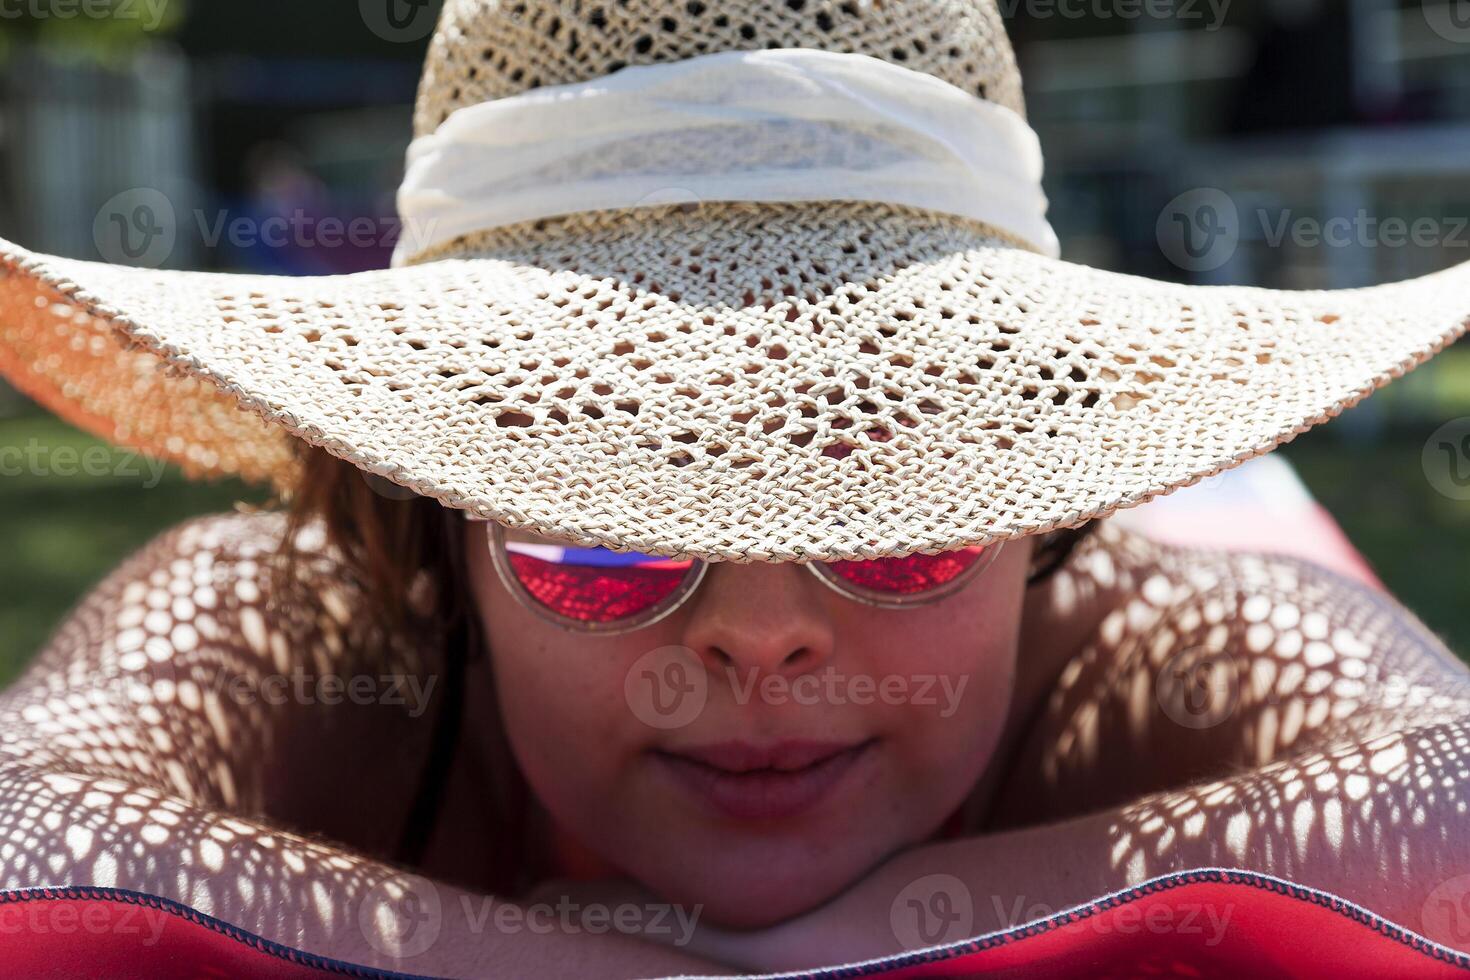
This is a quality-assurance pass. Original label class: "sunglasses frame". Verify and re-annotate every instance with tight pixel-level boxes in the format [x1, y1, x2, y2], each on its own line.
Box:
[482, 521, 1004, 634]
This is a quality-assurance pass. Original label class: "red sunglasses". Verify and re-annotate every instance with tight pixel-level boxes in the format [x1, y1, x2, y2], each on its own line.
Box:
[481, 523, 1003, 633]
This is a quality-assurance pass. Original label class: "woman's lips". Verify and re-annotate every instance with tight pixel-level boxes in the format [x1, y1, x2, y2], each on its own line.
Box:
[652, 739, 876, 821]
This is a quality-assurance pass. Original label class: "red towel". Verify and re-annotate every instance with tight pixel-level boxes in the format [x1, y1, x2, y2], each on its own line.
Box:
[1, 870, 1465, 979]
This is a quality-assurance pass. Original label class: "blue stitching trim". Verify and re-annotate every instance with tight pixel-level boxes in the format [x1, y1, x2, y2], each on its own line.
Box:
[7, 870, 1468, 980]
[0, 885, 441, 980]
[772, 867, 1470, 980]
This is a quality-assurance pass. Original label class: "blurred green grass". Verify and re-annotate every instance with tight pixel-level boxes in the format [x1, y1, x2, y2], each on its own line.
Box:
[1283, 427, 1470, 660]
[0, 414, 266, 680]
[2, 378, 1469, 684]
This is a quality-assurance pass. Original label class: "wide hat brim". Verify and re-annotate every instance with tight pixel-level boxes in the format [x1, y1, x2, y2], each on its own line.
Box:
[2, 201, 1465, 562]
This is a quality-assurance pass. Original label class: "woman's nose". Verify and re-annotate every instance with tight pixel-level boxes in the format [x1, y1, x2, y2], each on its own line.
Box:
[678, 563, 836, 677]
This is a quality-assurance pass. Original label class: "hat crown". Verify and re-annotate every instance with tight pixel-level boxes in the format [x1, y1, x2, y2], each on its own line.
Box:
[413, 0, 1025, 137]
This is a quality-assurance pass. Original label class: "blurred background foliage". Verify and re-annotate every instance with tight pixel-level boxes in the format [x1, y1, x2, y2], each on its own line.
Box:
[1, 0, 1469, 678]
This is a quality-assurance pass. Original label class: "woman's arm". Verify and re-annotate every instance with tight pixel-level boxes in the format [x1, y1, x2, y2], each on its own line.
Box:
[0, 765, 723, 978]
[0, 514, 723, 979]
[669, 544, 1470, 970]
[1006, 541, 1470, 820]
[686, 715, 1470, 971]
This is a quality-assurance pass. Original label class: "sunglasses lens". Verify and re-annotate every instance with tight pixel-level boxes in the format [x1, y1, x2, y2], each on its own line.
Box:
[822, 546, 993, 602]
[503, 541, 697, 626]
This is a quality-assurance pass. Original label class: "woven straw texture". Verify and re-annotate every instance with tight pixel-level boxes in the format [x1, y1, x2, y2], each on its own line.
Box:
[0, 265, 295, 485]
[0, 0, 1467, 561]
[3, 198, 1467, 562]
[412, 0, 1027, 137]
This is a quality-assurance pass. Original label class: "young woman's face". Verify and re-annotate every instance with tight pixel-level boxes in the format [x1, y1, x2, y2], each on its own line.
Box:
[465, 524, 1033, 926]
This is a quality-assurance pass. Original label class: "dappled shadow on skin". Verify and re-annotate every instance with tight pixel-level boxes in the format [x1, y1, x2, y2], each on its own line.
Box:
[0, 768, 391, 939]
[1107, 720, 1470, 886]
[0, 513, 446, 962]
[3, 510, 1469, 967]
[1005, 523, 1470, 818]
[991, 523, 1470, 948]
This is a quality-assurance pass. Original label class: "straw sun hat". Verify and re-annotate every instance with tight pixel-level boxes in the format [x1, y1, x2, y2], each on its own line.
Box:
[0, 0, 1466, 563]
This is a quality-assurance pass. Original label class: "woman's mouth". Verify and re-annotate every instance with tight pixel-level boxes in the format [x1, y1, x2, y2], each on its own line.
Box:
[652, 738, 877, 822]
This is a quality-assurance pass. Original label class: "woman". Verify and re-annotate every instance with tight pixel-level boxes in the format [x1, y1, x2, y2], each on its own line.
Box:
[0, 0, 1468, 976]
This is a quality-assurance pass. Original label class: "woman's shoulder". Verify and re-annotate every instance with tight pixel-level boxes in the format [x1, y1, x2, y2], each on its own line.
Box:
[1002, 519, 1465, 825]
[1066, 519, 1459, 697]
[1079, 519, 1444, 640]
[25, 509, 400, 684]
[6, 509, 439, 851]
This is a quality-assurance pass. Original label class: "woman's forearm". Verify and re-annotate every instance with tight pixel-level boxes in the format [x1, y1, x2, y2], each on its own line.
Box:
[694, 716, 1470, 972]
[0, 763, 722, 979]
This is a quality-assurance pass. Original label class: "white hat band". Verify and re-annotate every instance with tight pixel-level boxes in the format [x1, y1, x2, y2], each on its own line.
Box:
[393, 47, 1060, 264]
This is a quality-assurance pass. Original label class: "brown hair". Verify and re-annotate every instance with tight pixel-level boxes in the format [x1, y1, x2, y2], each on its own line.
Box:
[279, 447, 1091, 885]
[281, 449, 536, 892]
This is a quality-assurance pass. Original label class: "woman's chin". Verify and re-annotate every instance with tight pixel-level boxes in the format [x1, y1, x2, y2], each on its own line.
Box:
[632, 844, 876, 929]
[669, 882, 836, 930]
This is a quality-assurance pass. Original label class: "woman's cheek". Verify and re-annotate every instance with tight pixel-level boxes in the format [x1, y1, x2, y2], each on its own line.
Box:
[490, 626, 668, 798]
[849, 558, 1024, 801]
